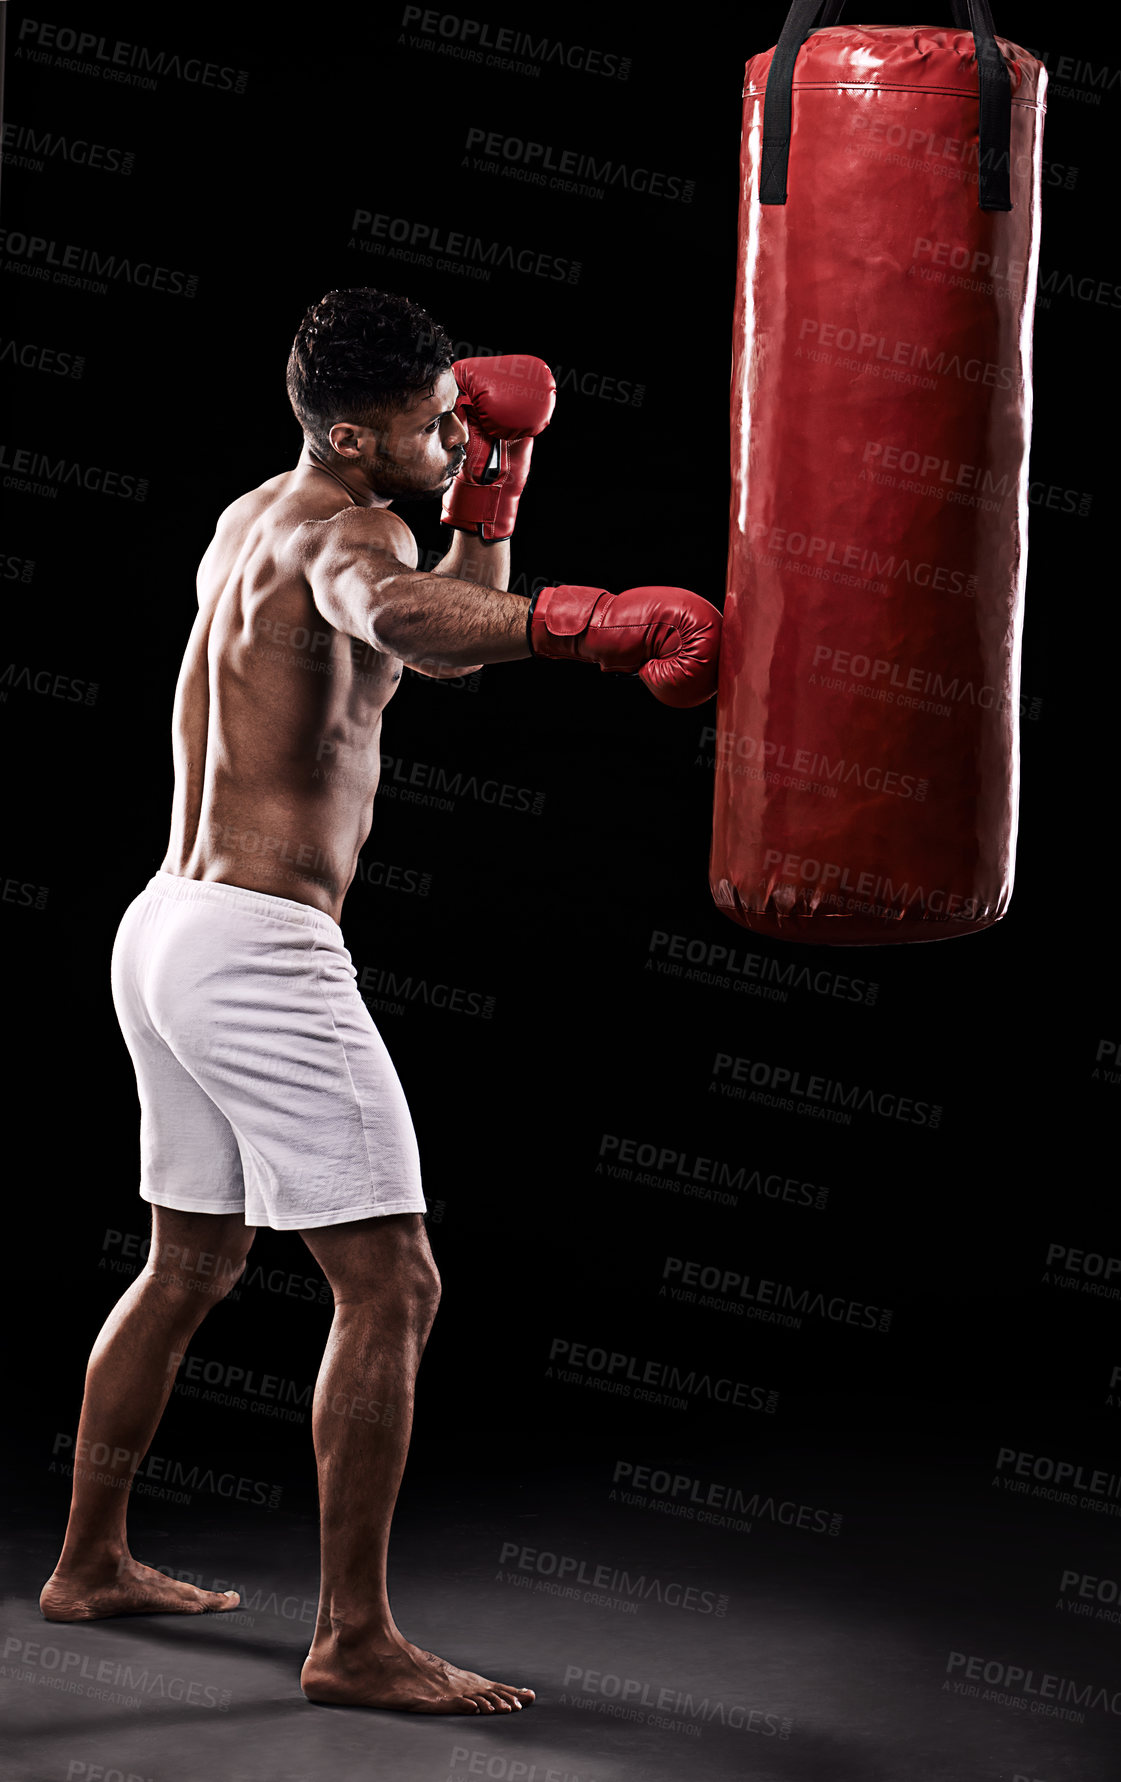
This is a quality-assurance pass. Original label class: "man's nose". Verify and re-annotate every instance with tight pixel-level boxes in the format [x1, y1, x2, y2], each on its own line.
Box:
[446, 410, 469, 450]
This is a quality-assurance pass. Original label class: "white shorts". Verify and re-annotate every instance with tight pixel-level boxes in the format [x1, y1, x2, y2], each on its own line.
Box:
[110, 873, 426, 1229]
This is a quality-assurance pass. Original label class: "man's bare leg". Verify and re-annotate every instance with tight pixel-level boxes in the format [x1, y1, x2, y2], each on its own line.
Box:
[40, 1208, 255, 1621]
[299, 1213, 534, 1714]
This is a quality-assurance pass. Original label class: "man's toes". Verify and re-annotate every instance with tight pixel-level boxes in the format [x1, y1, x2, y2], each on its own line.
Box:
[182, 1586, 237, 1614]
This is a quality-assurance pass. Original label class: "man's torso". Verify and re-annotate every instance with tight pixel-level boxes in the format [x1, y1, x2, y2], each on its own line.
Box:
[160, 465, 410, 923]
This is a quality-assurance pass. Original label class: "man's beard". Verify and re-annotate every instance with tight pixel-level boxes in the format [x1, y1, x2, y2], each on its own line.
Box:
[359, 447, 458, 505]
[383, 481, 447, 509]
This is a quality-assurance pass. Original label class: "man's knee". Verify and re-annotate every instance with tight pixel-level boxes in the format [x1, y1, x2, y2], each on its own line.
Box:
[304, 1213, 441, 1317]
[143, 1239, 252, 1316]
[364, 1254, 439, 1346]
[385, 1239, 440, 1322]
[411, 1248, 441, 1316]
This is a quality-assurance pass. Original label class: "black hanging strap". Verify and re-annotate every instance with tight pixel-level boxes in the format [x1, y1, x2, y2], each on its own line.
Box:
[818, 0, 970, 18]
[759, 0, 1013, 211]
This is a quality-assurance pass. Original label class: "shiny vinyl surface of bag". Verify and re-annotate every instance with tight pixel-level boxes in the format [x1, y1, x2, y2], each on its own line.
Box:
[710, 26, 1046, 944]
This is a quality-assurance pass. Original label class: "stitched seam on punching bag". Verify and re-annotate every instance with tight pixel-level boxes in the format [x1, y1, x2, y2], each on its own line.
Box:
[747, 80, 1041, 106]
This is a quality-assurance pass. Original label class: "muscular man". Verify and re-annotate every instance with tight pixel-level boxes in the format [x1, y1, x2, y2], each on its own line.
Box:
[39, 288, 721, 1714]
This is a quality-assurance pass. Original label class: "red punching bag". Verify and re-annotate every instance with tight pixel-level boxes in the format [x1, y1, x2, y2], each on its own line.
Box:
[709, 1, 1046, 944]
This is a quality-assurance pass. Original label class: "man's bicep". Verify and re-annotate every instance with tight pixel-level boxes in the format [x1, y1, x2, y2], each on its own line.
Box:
[300, 510, 418, 644]
[310, 545, 415, 644]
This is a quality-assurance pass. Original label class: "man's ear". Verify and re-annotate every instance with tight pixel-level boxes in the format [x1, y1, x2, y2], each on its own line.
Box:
[327, 423, 366, 458]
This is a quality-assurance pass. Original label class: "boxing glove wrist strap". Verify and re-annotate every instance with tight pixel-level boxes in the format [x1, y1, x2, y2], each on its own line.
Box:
[444, 479, 511, 531]
[527, 585, 615, 661]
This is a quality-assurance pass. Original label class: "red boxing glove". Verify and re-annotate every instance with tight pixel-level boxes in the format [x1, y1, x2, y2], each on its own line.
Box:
[528, 585, 721, 709]
[442, 355, 556, 541]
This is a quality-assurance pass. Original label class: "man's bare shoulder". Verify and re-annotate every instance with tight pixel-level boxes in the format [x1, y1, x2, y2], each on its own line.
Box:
[283, 499, 419, 579]
[211, 468, 294, 529]
[201, 472, 416, 582]
[205, 471, 316, 543]
[198, 472, 302, 570]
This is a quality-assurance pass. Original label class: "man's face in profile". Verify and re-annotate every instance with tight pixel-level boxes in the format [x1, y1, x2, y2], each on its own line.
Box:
[356, 371, 468, 504]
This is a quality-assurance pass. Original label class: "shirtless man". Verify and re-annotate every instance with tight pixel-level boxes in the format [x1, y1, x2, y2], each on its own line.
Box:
[39, 288, 721, 1714]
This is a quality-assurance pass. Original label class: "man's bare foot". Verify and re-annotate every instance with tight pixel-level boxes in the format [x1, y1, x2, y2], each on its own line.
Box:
[301, 1628, 535, 1714]
[40, 1556, 240, 1622]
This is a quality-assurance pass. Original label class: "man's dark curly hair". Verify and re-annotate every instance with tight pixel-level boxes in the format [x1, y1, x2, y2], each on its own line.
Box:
[286, 288, 455, 458]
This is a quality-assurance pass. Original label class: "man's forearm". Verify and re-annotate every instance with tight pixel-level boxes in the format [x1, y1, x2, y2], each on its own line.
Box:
[433, 528, 511, 594]
[372, 570, 530, 668]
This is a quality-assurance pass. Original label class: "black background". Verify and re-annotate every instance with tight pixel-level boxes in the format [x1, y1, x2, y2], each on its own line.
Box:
[1, 2, 1116, 1774]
